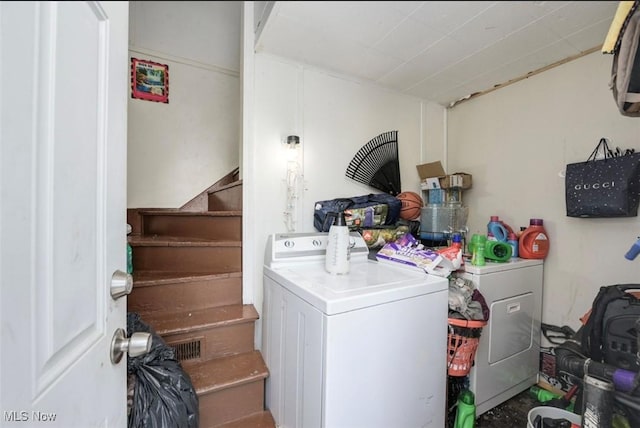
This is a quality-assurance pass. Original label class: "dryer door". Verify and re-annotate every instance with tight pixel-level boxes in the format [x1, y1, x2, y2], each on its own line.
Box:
[488, 292, 534, 363]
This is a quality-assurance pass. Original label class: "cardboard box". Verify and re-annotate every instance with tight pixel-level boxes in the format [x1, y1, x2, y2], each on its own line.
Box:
[441, 173, 472, 189]
[417, 162, 446, 189]
[416, 161, 472, 189]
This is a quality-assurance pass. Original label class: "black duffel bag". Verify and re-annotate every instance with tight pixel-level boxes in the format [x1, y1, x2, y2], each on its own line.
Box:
[313, 193, 401, 232]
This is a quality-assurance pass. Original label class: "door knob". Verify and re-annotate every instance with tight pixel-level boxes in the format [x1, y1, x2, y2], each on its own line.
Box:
[110, 328, 151, 364]
[111, 270, 133, 299]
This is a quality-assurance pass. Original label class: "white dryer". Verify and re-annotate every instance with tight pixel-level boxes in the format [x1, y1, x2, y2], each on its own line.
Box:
[262, 232, 449, 428]
[458, 258, 544, 415]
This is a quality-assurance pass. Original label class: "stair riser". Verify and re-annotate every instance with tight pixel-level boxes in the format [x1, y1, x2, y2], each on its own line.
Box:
[198, 381, 265, 428]
[143, 215, 241, 241]
[133, 246, 240, 273]
[208, 184, 242, 211]
[163, 323, 256, 364]
[216, 411, 275, 428]
[128, 277, 242, 315]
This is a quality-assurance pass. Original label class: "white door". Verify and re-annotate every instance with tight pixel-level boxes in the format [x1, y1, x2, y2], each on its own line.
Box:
[1, 2, 130, 427]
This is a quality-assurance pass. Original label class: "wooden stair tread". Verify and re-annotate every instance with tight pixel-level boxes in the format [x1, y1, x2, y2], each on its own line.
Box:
[143, 304, 258, 336]
[189, 350, 268, 395]
[208, 180, 242, 194]
[129, 235, 241, 247]
[132, 271, 241, 287]
[138, 210, 242, 217]
[216, 411, 275, 428]
[129, 175, 267, 426]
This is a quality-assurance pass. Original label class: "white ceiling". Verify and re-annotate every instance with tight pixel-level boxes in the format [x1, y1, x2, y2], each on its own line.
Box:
[255, 1, 619, 107]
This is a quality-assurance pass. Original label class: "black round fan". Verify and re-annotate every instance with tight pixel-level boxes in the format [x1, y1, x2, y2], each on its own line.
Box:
[345, 130, 401, 195]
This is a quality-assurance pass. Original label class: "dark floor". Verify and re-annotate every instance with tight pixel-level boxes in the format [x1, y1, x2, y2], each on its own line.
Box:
[475, 389, 538, 427]
[447, 376, 543, 427]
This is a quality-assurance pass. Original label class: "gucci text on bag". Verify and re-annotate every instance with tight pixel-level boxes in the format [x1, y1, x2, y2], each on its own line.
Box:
[573, 181, 615, 190]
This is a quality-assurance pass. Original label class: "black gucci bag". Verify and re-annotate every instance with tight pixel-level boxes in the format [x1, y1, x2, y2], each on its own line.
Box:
[565, 138, 640, 218]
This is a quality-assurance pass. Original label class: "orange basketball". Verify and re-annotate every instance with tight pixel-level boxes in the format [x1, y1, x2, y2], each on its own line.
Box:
[397, 191, 423, 220]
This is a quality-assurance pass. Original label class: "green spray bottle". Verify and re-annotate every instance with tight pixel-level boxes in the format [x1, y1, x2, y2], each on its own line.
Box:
[529, 385, 561, 403]
[454, 389, 476, 428]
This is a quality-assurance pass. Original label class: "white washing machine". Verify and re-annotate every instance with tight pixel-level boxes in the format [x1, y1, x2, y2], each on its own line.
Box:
[457, 258, 544, 415]
[262, 232, 449, 428]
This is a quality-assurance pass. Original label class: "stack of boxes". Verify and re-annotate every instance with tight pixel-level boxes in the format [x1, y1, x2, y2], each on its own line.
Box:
[416, 161, 472, 205]
[415, 161, 472, 243]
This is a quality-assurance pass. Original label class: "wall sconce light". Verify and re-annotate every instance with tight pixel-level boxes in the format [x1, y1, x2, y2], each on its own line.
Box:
[286, 135, 300, 147]
[284, 135, 302, 232]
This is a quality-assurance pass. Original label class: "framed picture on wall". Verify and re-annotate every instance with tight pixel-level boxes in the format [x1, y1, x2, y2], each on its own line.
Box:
[131, 58, 169, 103]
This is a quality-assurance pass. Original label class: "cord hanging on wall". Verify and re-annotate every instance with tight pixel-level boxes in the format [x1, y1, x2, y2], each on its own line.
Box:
[284, 135, 301, 232]
[345, 130, 401, 195]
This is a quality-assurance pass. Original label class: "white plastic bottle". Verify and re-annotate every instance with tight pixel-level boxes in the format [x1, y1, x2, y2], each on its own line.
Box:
[325, 212, 350, 275]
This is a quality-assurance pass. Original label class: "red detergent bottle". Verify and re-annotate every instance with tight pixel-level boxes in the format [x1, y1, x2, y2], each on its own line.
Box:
[519, 218, 549, 259]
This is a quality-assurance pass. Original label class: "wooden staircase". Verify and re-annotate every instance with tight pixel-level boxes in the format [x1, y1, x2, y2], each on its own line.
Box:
[127, 171, 275, 427]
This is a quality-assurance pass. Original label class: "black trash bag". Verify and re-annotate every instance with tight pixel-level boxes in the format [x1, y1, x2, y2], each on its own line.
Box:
[127, 312, 199, 428]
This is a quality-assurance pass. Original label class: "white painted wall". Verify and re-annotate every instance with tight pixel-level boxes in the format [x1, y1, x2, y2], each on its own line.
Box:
[127, 1, 241, 208]
[447, 51, 640, 334]
[246, 52, 446, 346]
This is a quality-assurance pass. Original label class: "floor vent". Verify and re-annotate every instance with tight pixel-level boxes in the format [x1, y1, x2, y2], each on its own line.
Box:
[172, 339, 202, 361]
